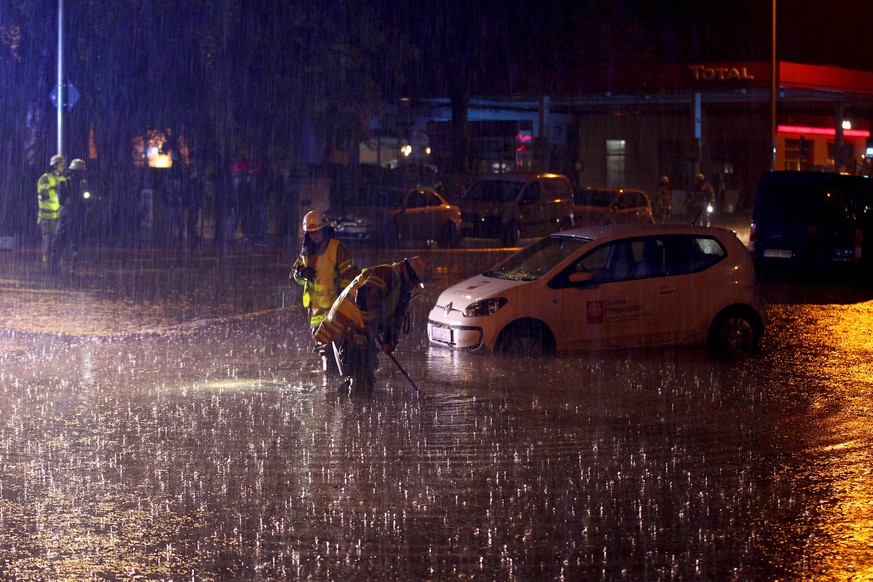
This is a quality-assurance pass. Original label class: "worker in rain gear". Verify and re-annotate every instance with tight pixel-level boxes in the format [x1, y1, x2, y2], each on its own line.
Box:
[51, 158, 88, 274]
[291, 210, 359, 373]
[686, 173, 715, 226]
[37, 154, 67, 269]
[314, 255, 430, 396]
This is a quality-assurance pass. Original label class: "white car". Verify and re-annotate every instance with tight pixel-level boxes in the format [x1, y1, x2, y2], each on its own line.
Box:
[428, 224, 766, 355]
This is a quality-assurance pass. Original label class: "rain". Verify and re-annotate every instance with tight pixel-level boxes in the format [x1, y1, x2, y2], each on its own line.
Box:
[1, 1, 873, 580]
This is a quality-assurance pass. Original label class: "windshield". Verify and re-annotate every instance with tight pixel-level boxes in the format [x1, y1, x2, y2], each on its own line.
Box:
[464, 180, 525, 203]
[484, 236, 590, 281]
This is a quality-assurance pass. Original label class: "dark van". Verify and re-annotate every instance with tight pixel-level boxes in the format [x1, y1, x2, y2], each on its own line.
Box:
[749, 171, 873, 282]
[459, 173, 575, 246]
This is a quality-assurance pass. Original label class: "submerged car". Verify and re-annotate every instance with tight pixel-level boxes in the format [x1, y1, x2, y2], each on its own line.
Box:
[573, 186, 654, 226]
[332, 187, 462, 248]
[428, 224, 765, 355]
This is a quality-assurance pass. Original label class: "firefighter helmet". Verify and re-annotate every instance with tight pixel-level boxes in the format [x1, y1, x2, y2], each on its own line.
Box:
[404, 255, 430, 287]
[302, 210, 330, 233]
[69, 158, 85, 171]
[50, 154, 65, 167]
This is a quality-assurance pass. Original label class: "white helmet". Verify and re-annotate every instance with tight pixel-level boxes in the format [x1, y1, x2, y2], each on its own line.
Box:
[69, 158, 85, 171]
[50, 154, 65, 167]
[404, 255, 430, 287]
[302, 210, 329, 233]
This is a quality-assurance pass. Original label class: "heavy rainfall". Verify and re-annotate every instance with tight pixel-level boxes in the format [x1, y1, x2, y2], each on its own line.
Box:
[2, 1, 873, 580]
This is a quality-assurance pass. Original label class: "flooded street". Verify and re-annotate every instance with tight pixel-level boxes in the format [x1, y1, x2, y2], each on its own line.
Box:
[1, 240, 872, 580]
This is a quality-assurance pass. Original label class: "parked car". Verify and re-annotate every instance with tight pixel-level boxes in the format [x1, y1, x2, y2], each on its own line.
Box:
[750, 171, 873, 282]
[428, 224, 765, 355]
[459, 172, 575, 246]
[573, 186, 655, 226]
[331, 187, 463, 248]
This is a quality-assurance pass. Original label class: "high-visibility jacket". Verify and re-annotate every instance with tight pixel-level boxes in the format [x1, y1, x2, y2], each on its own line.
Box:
[314, 263, 409, 348]
[292, 238, 358, 327]
[37, 171, 64, 223]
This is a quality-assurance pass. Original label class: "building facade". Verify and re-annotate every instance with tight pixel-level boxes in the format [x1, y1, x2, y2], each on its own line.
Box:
[395, 61, 873, 213]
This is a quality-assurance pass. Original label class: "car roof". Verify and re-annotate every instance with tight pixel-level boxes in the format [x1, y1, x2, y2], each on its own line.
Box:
[475, 172, 568, 183]
[553, 223, 739, 242]
[574, 186, 647, 194]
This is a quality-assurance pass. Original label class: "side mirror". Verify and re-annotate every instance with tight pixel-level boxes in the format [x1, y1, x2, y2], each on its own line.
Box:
[569, 271, 594, 284]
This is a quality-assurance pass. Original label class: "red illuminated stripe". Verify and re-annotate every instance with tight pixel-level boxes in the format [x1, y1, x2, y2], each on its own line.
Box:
[778, 124, 871, 138]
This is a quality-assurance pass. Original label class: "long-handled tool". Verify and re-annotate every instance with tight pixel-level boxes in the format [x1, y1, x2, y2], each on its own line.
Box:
[379, 341, 422, 394]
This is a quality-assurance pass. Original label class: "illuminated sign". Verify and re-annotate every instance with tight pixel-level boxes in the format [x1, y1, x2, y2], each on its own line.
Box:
[689, 65, 755, 82]
[778, 124, 871, 138]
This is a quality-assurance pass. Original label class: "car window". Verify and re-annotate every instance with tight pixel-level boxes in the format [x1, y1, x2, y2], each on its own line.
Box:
[562, 234, 723, 285]
[406, 190, 431, 209]
[522, 182, 541, 203]
[464, 180, 525, 203]
[627, 192, 646, 207]
[756, 179, 856, 225]
[421, 191, 443, 207]
[665, 235, 726, 275]
[484, 235, 589, 281]
[614, 194, 628, 209]
[542, 179, 569, 199]
[574, 240, 636, 283]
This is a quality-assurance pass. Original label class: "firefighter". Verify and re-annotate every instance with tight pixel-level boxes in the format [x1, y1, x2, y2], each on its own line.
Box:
[36, 154, 67, 269]
[685, 173, 715, 226]
[291, 210, 359, 373]
[51, 158, 88, 274]
[314, 255, 430, 396]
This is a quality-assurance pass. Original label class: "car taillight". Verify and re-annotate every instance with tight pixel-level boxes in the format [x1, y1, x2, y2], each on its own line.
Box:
[748, 221, 756, 253]
[855, 228, 863, 264]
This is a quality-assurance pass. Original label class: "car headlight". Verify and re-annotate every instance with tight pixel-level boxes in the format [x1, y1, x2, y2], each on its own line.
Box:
[463, 297, 508, 317]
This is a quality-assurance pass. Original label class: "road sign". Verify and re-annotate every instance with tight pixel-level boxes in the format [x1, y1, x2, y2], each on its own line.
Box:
[49, 82, 80, 110]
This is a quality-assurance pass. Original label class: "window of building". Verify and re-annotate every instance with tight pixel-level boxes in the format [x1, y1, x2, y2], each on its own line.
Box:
[606, 140, 626, 186]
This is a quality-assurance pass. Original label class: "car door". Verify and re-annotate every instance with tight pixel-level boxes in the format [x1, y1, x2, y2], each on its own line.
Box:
[553, 236, 680, 349]
[660, 234, 727, 343]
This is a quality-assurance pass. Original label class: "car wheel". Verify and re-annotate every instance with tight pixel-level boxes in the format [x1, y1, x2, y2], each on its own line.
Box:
[496, 320, 555, 356]
[383, 221, 399, 248]
[707, 307, 763, 355]
[501, 221, 520, 247]
[437, 222, 459, 248]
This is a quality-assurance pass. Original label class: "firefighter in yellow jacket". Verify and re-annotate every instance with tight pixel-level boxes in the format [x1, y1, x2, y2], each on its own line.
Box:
[36, 154, 67, 268]
[291, 210, 359, 373]
[314, 255, 430, 395]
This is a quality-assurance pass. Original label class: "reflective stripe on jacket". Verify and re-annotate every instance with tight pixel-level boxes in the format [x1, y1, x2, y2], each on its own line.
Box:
[292, 238, 359, 328]
[314, 264, 405, 347]
[37, 172, 63, 222]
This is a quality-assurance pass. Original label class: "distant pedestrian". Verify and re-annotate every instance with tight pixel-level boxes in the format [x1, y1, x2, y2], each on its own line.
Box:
[51, 158, 88, 274]
[161, 164, 185, 246]
[36, 154, 67, 270]
[654, 176, 672, 223]
[182, 164, 203, 247]
[314, 255, 430, 396]
[291, 210, 359, 374]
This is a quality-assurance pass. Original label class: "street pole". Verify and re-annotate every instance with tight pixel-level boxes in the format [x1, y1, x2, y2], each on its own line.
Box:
[56, 0, 64, 156]
[770, 0, 777, 170]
